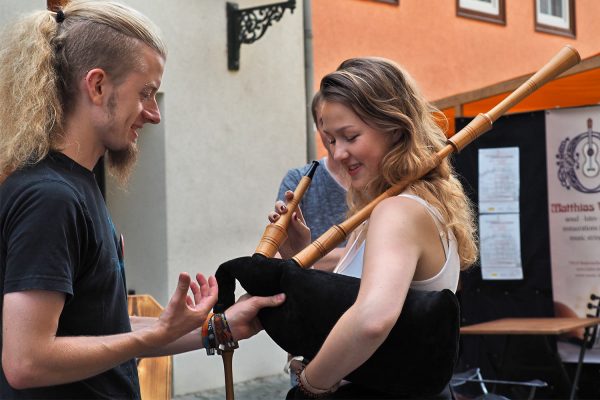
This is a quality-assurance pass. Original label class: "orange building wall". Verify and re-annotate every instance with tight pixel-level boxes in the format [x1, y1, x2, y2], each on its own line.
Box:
[312, 0, 600, 102]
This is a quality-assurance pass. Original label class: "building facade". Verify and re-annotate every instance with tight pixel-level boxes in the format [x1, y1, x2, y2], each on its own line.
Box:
[312, 0, 600, 147]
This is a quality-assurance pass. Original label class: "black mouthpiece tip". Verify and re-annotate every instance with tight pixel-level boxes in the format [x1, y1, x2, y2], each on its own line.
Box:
[306, 160, 320, 179]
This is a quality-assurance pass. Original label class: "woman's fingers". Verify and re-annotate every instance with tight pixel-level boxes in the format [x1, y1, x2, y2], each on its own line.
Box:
[270, 190, 297, 222]
[284, 190, 294, 201]
[275, 200, 287, 214]
[293, 205, 306, 224]
[268, 212, 280, 223]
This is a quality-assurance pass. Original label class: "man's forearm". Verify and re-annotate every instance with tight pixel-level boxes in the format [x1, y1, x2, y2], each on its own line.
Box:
[4, 273, 218, 390]
[131, 316, 203, 357]
[7, 326, 163, 389]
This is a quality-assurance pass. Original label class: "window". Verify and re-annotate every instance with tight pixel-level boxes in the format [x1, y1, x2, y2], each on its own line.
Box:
[535, 0, 575, 37]
[457, 0, 506, 25]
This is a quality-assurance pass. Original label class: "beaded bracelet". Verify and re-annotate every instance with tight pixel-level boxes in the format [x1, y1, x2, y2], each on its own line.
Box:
[295, 366, 337, 398]
[213, 313, 238, 354]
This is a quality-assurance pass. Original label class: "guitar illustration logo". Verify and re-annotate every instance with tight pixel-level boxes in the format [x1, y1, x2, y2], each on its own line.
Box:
[582, 118, 600, 178]
[556, 118, 600, 193]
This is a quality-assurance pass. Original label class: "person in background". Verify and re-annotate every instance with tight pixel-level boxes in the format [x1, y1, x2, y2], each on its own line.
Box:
[276, 91, 350, 272]
[274, 91, 350, 385]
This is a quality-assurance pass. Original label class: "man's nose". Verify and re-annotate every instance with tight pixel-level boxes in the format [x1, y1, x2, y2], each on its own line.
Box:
[143, 99, 161, 124]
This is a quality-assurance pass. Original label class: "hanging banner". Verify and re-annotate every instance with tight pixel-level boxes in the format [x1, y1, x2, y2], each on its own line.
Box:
[545, 106, 600, 331]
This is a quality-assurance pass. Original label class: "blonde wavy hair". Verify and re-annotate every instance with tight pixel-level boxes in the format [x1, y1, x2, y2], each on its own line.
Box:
[320, 57, 478, 269]
[0, 0, 166, 182]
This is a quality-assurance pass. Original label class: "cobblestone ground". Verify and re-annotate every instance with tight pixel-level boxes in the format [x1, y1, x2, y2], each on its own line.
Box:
[174, 373, 290, 400]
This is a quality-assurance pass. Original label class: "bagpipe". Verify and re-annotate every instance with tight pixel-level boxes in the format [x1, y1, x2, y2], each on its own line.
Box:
[214, 46, 581, 399]
[217, 254, 459, 397]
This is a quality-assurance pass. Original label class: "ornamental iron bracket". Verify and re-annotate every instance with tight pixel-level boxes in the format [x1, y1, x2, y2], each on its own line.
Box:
[227, 0, 296, 71]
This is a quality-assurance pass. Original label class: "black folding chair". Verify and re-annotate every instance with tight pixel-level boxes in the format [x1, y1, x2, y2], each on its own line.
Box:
[450, 367, 547, 400]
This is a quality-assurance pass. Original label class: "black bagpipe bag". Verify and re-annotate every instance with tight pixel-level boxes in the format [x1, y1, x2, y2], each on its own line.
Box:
[215, 253, 459, 397]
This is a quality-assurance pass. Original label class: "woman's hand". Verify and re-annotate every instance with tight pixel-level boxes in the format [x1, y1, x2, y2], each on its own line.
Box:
[268, 190, 311, 259]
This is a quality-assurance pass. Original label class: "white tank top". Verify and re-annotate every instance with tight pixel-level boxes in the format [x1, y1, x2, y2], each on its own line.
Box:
[333, 194, 460, 293]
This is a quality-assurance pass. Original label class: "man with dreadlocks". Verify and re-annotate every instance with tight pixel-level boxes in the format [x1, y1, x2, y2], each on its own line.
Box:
[0, 2, 284, 398]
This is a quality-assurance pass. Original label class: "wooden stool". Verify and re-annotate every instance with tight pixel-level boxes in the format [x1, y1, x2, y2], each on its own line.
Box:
[128, 295, 172, 400]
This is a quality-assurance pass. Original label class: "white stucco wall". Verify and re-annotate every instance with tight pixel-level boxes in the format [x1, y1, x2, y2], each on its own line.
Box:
[1, 0, 306, 396]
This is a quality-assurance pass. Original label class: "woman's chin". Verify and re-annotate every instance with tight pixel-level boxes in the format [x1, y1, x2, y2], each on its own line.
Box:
[350, 180, 368, 190]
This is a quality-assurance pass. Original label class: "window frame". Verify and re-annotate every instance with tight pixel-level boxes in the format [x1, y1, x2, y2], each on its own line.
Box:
[456, 0, 506, 25]
[367, 0, 399, 4]
[534, 0, 576, 38]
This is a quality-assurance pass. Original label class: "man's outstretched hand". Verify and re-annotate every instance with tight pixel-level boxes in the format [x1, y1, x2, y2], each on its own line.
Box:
[155, 272, 218, 345]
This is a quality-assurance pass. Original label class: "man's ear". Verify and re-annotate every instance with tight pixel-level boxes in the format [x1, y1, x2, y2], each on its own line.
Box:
[83, 68, 110, 106]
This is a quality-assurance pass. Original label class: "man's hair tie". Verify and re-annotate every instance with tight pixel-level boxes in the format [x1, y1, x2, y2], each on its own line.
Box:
[55, 9, 66, 23]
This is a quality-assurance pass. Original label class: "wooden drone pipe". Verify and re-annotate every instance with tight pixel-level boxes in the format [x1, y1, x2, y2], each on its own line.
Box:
[219, 161, 318, 400]
[293, 45, 581, 268]
[222, 350, 234, 400]
[255, 160, 319, 257]
[447, 45, 581, 153]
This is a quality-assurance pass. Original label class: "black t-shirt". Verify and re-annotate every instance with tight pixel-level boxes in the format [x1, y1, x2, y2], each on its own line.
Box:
[0, 153, 140, 399]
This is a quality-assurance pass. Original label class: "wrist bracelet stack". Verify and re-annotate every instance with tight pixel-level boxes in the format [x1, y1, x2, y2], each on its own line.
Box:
[201, 312, 238, 355]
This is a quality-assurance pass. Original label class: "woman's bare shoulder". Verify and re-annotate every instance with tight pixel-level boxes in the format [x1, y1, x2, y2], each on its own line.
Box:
[370, 195, 430, 227]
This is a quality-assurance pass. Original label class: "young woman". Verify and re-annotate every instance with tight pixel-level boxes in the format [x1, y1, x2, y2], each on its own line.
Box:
[271, 57, 478, 398]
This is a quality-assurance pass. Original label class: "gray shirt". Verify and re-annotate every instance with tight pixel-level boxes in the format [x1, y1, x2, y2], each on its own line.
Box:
[277, 158, 347, 245]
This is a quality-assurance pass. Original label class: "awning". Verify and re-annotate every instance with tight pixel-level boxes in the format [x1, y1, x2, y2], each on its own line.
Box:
[434, 53, 600, 136]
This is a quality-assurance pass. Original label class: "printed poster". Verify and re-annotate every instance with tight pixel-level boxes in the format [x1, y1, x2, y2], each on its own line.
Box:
[479, 213, 523, 280]
[479, 147, 520, 213]
[478, 147, 523, 280]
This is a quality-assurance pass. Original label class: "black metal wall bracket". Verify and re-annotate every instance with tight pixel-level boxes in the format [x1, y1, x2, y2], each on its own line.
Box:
[227, 0, 296, 71]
